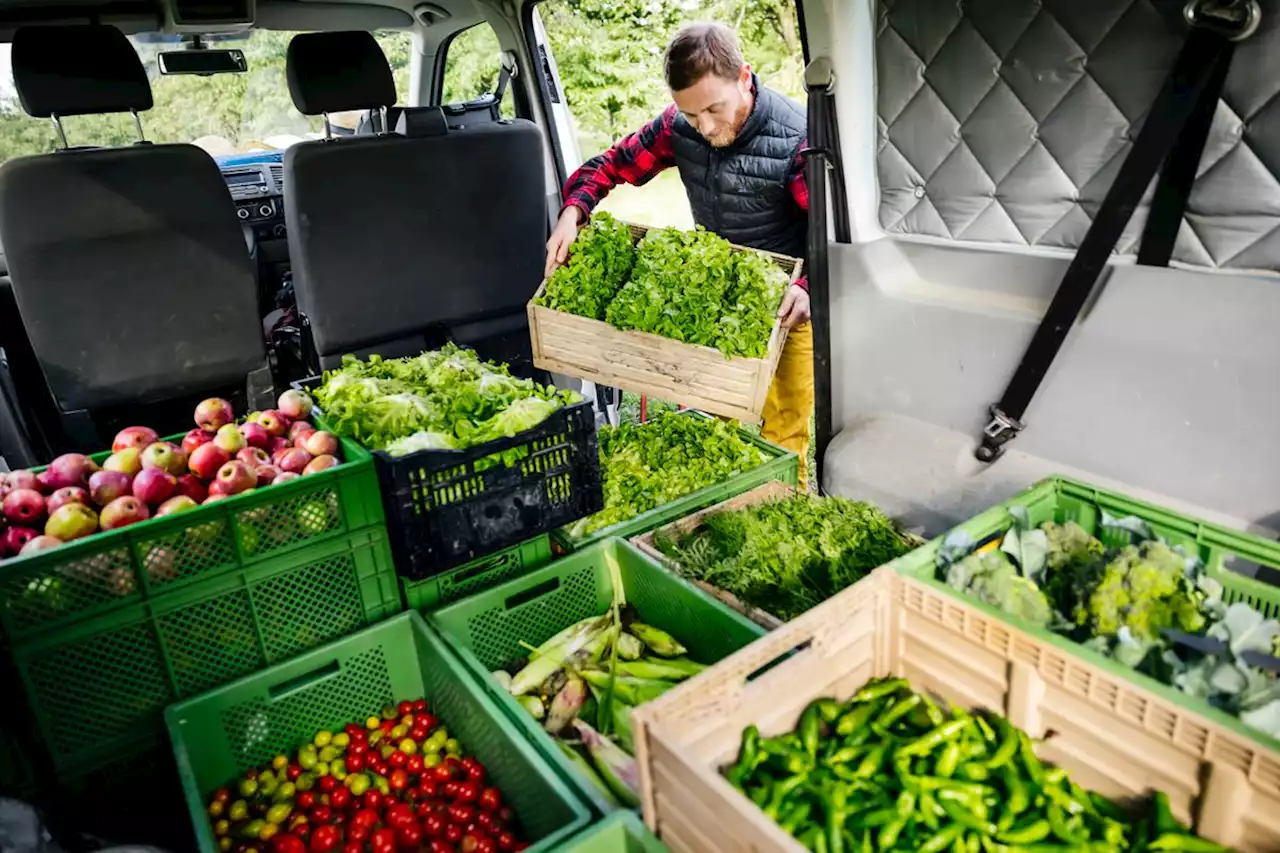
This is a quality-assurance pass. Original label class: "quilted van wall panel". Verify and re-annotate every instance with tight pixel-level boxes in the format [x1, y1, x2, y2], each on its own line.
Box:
[876, 0, 1280, 272]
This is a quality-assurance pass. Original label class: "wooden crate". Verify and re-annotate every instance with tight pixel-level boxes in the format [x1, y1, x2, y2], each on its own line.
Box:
[528, 223, 803, 424]
[631, 480, 799, 631]
[631, 568, 1280, 853]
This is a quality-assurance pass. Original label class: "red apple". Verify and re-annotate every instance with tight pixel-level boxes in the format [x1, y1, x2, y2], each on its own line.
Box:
[214, 423, 247, 454]
[5, 470, 39, 492]
[188, 443, 231, 480]
[255, 464, 281, 486]
[45, 503, 98, 541]
[103, 448, 143, 477]
[46, 453, 99, 489]
[240, 421, 270, 450]
[288, 420, 316, 444]
[47, 487, 89, 515]
[237, 447, 270, 468]
[112, 426, 159, 454]
[182, 428, 214, 456]
[88, 470, 132, 507]
[175, 474, 208, 503]
[303, 455, 339, 475]
[214, 461, 256, 496]
[156, 495, 198, 516]
[35, 471, 57, 494]
[141, 441, 187, 476]
[2, 526, 38, 556]
[194, 397, 235, 431]
[278, 389, 314, 421]
[203, 492, 232, 504]
[258, 410, 290, 438]
[132, 468, 176, 505]
[3, 488, 45, 525]
[274, 471, 301, 485]
[277, 448, 313, 475]
[20, 535, 61, 556]
[269, 437, 290, 457]
[100, 496, 150, 530]
[303, 431, 340, 458]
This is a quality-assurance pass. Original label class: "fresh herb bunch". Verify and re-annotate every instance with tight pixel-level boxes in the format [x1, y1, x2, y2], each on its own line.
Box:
[567, 413, 769, 536]
[656, 494, 916, 621]
[315, 345, 580, 455]
[536, 211, 635, 320]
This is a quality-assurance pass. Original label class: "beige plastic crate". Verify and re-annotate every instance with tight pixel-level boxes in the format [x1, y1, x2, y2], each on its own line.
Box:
[631, 568, 1280, 853]
[632, 480, 799, 631]
[528, 223, 802, 424]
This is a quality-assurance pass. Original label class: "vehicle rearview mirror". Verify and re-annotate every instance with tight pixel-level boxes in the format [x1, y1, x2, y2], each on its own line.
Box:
[158, 49, 247, 76]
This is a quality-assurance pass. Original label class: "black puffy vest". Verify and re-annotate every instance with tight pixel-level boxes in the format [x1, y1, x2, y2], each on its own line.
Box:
[670, 78, 808, 259]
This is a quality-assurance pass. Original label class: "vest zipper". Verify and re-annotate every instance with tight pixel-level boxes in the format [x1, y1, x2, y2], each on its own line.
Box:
[708, 150, 721, 232]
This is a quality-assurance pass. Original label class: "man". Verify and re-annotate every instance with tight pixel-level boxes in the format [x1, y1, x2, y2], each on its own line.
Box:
[544, 21, 815, 484]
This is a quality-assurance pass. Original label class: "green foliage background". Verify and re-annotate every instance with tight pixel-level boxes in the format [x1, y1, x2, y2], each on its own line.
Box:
[0, 0, 802, 161]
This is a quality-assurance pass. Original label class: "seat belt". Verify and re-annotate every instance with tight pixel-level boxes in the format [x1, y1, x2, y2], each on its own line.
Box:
[493, 52, 517, 109]
[974, 4, 1256, 463]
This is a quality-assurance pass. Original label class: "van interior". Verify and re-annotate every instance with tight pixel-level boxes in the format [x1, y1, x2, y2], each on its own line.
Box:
[0, 0, 1275, 845]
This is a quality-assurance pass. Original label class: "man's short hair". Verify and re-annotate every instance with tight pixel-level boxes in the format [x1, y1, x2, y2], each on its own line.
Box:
[664, 22, 745, 91]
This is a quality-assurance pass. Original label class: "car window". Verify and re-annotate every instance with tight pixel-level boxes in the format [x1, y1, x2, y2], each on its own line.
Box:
[0, 29, 412, 162]
[440, 23, 515, 119]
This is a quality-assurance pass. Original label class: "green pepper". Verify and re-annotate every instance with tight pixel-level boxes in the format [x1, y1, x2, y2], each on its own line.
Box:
[851, 678, 908, 704]
[826, 745, 863, 765]
[1002, 765, 1029, 815]
[935, 742, 962, 777]
[779, 801, 812, 834]
[898, 718, 971, 758]
[1043, 785, 1085, 817]
[1046, 804, 1087, 845]
[1152, 791, 1182, 835]
[836, 699, 883, 738]
[854, 744, 888, 778]
[875, 789, 915, 846]
[918, 825, 965, 853]
[940, 797, 997, 835]
[984, 719, 1019, 769]
[736, 725, 761, 769]
[998, 819, 1051, 845]
[918, 790, 942, 831]
[1089, 793, 1128, 822]
[825, 801, 846, 853]
[849, 807, 897, 828]
[749, 784, 771, 808]
[1017, 733, 1044, 785]
[1148, 835, 1230, 853]
[959, 762, 990, 782]
[763, 775, 807, 819]
[921, 695, 946, 727]
[799, 702, 824, 757]
[873, 694, 922, 733]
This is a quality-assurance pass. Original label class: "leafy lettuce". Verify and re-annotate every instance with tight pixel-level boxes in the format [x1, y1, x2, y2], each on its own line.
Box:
[315, 345, 580, 455]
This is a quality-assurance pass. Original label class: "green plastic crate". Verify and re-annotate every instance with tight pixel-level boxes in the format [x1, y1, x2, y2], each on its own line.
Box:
[10, 526, 400, 774]
[892, 474, 1280, 747]
[166, 611, 592, 853]
[403, 534, 553, 612]
[429, 537, 767, 815]
[551, 812, 667, 852]
[0, 433, 384, 642]
[553, 411, 798, 553]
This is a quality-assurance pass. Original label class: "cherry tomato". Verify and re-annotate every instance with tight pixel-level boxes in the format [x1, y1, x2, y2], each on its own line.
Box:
[496, 808, 515, 827]
[395, 824, 423, 851]
[421, 812, 445, 838]
[343, 844, 363, 853]
[389, 769, 409, 792]
[474, 838, 496, 853]
[363, 791, 383, 812]
[330, 787, 352, 811]
[388, 751, 408, 770]
[416, 714, 438, 733]
[429, 843, 452, 853]
[350, 729, 368, 745]
[409, 727, 429, 743]
[476, 814, 496, 836]
[309, 826, 341, 853]
[318, 776, 338, 794]
[397, 701, 414, 716]
[495, 832, 517, 853]
[384, 803, 416, 829]
[476, 788, 500, 812]
[413, 699, 428, 712]
[371, 761, 390, 777]
[287, 766, 303, 782]
[346, 754, 365, 773]
[370, 828, 397, 853]
[272, 834, 307, 853]
[405, 754, 425, 776]
[404, 789, 421, 805]
[444, 823, 464, 844]
[432, 766, 453, 783]
[347, 826, 369, 844]
[447, 805, 476, 827]
[352, 809, 380, 831]
[419, 780, 439, 798]
[443, 781, 459, 799]
[349, 742, 368, 757]
[455, 782, 480, 804]
[460, 759, 483, 782]
[310, 806, 332, 825]
[298, 792, 316, 810]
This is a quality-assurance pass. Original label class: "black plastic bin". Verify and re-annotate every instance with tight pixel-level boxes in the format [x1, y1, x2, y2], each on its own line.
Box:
[295, 377, 603, 578]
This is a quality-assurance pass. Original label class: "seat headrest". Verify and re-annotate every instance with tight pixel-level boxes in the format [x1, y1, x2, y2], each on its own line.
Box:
[12, 25, 151, 118]
[287, 31, 396, 116]
[395, 106, 448, 138]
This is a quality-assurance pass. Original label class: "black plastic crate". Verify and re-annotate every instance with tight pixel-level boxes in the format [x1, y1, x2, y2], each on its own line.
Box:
[295, 377, 602, 578]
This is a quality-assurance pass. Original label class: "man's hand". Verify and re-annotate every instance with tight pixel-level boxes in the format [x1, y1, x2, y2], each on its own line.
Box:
[545, 207, 584, 279]
[776, 284, 811, 329]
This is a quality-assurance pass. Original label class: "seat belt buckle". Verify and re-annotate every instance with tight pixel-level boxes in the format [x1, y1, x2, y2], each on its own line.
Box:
[1183, 0, 1261, 41]
[976, 406, 1024, 463]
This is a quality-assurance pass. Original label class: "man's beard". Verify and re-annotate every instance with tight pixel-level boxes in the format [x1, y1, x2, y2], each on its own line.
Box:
[705, 99, 753, 148]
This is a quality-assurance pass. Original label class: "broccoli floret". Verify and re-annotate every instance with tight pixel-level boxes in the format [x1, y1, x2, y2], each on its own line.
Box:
[946, 550, 1053, 627]
[1084, 541, 1204, 643]
[1040, 521, 1106, 625]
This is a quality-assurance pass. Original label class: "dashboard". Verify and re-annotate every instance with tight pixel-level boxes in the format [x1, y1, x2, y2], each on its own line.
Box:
[216, 151, 287, 240]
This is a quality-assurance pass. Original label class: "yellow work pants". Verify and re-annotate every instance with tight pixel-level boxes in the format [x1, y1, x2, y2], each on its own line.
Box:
[760, 321, 814, 488]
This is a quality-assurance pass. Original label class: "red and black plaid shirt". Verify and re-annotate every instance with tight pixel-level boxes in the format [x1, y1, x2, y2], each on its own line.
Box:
[563, 103, 809, 291]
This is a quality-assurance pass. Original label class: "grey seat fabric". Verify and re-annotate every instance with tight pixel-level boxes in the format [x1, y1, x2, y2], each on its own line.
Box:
[0, 25, 264, 413]
[283, 31, 546, 363]
[876, 0, 1280, 273]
